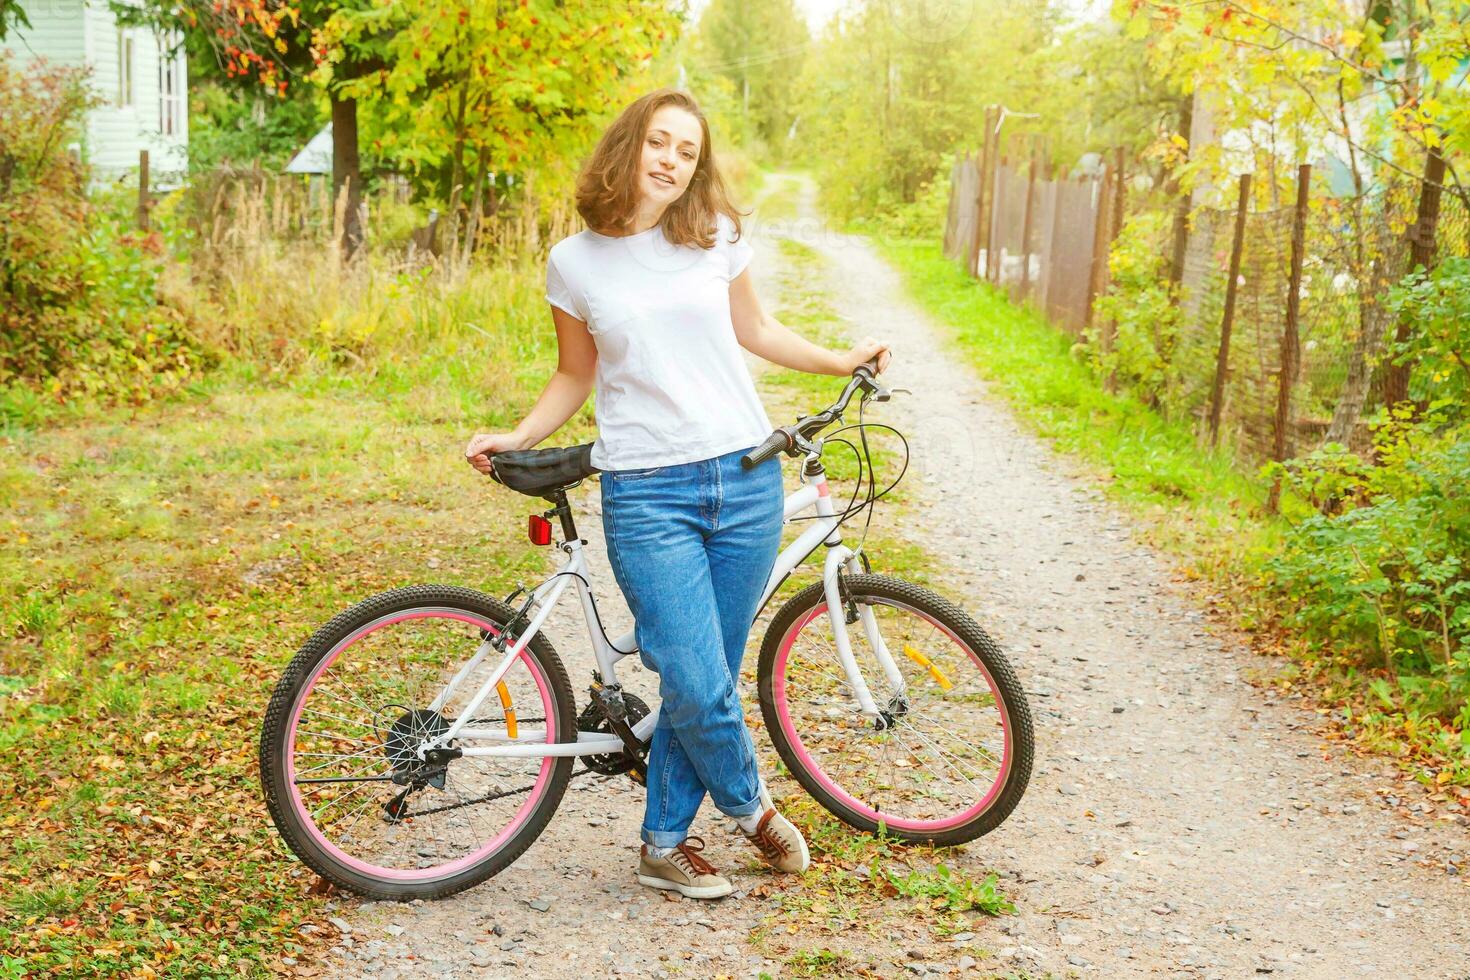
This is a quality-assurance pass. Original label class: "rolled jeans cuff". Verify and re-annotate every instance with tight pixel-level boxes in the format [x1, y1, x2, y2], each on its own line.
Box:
[639, 784, 764, 847]
[642, 826, 697, 848]
[715, 783, 764, 821]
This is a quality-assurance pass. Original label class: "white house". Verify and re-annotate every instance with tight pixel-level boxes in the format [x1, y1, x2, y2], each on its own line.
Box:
[2, 0, 187, 184]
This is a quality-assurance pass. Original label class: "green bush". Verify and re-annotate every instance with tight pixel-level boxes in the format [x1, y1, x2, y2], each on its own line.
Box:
[187, 81, 326, 173]
[0, 53, 208, 418]
[1089, 210, 1180, 408]
[849, 151, 956, 242]
[1263, 256, 1470, 727]
[1386, 254, 1470, 420]
[1266, 405, 1470, 727]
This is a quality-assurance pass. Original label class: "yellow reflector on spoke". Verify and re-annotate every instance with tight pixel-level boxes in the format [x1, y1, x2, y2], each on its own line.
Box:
[903, 643, 953, 691]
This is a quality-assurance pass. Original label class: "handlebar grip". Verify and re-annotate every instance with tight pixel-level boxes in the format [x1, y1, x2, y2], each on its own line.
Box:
[854, 354, 882, 379]
[741, 428, 793, 470]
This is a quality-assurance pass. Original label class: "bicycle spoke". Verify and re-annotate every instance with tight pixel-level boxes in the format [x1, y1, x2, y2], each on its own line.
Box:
[323, 665, 379, 718]
[294, 744, 384, 777]
[277, 606, 566, 881]
[894, 718, 986, 795]
[311, 772, 386, 821]
[308, 692, 398, 737]
[295, 727, 381, 748]
[775, 593, 1014, 828]
[300, 705, 393, 739]
[335, 783, 391, 843]
[903, 705, 1005, 769]
[301, 753, 394, 791]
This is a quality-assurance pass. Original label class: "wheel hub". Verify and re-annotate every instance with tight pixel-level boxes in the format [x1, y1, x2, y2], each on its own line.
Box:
[383, 707, 452, 789]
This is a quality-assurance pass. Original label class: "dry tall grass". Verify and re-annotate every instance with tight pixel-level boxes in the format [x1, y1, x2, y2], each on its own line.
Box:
[173, 173, 580, 392]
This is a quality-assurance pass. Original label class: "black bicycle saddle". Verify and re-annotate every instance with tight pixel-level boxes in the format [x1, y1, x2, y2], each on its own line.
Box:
[488, 443, 599, 498]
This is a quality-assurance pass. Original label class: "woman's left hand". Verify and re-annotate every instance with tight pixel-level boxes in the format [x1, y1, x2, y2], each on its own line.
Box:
[838, 337, 892, 376]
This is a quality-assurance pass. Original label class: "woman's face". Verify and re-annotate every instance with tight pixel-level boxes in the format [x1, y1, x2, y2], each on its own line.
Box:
[638, 105, 702, 205]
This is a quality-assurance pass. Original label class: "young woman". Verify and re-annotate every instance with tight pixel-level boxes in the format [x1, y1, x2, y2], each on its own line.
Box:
[464, 88, 891, 900]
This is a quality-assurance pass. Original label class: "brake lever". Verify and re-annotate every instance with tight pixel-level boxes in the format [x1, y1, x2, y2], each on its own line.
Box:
[794, 432, 823, 457]
[866, 384, 911, 403]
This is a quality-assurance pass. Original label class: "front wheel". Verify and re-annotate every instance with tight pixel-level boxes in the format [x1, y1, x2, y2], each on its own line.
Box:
[259, 585, 577, 900]
[757, 574, 1033, 846]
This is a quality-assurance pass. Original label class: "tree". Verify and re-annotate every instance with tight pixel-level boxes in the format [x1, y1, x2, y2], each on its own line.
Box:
[696, 0, 809, 154]
[144, 0, 377, 256]
[791, 0, 1065, 224]
[0, 0, 29, 41]
[314, 0, 681, 253]
[1121, 0, 1469, 433]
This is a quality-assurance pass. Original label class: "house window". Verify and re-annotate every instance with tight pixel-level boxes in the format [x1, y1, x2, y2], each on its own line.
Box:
[157, 37, 181, 136]
[116, 29, 134, 107]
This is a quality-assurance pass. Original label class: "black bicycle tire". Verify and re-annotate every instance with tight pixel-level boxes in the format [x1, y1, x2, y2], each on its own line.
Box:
[756, 574, 1034, 846]
[259, 584, 577, 900]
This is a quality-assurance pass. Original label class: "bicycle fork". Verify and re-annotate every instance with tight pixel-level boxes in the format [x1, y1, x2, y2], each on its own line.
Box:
[823, 545, 907, 726]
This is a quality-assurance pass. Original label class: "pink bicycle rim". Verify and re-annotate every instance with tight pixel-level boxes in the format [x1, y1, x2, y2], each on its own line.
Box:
[773, 601, 1011, 832]
[285, 609, 556, 881]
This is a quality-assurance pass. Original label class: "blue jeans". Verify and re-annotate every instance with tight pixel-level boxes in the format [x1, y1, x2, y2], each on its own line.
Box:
[601, 444, 785, 847]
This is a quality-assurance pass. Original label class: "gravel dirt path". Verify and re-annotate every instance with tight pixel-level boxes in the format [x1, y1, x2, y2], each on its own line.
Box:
[317, 174, 1469, 979]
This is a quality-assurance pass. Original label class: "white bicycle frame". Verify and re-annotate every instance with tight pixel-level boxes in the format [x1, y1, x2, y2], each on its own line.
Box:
[420, 449, 908, 761]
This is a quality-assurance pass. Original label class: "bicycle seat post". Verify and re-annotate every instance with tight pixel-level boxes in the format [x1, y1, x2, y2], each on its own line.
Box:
[542, 490, 581, 547]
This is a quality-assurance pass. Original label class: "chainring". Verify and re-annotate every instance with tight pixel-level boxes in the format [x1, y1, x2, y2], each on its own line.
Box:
[575, 692, 651, 774]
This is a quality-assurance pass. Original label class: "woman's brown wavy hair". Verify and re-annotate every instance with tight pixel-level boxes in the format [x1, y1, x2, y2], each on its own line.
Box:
[574, 87, 747, 251]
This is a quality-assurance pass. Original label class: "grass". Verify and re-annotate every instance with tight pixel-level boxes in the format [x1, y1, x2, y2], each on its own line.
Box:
[0, 254, 585, 976]
[880, 862, 1013, 916]
[783, 947, 850, 977]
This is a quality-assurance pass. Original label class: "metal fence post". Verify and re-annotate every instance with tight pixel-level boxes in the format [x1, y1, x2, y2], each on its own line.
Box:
[1041, 165, 1066, 319]
[1084, 162, 1113, 331]
[1101, 146, 1126, 390]
[979, 106, 1001, 282]
[991, 152, 1010, 284]
[1166, 97, 1194, 291]
[1268, 164, 1312, 513]
[942, 155, 956, 257]
[1207, 173, 1252, 447]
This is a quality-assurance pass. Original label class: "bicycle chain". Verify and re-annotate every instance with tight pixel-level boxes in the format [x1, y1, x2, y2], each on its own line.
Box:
[393, 763, 620, 819]
[386, 713, 627, 820]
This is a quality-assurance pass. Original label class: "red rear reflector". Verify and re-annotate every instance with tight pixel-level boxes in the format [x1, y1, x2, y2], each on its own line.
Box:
[528, 515, 553, 546]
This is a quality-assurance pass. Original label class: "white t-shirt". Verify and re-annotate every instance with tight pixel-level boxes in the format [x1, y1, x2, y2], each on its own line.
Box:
[545, 211, 774, 470]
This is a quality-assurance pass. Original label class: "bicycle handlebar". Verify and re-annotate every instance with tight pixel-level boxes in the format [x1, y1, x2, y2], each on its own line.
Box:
[740, 355, 883, 470]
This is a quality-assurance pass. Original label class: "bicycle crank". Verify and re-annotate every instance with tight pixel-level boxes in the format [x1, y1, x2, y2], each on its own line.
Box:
[585, 680, 650, 783]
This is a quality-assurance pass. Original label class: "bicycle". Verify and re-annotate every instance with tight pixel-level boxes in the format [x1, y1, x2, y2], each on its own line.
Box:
[259, 360, 1034, 900]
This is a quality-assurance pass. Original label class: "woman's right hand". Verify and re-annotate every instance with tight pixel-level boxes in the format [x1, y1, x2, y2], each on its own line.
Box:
[465, 431, 530, 476]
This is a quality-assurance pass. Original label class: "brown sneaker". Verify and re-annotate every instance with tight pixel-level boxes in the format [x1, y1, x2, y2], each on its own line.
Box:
[740, 781, 811, 875]
[636, 837, 733, 899]
[741, 794, 811, 874]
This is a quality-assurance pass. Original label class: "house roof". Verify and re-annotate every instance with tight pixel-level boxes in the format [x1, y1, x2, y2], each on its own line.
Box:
[285, 123, 333, 174]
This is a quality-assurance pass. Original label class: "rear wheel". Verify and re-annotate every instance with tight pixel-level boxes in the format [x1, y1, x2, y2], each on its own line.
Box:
[259, 585, 576, 900]
[757, 574, 1032, 845]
